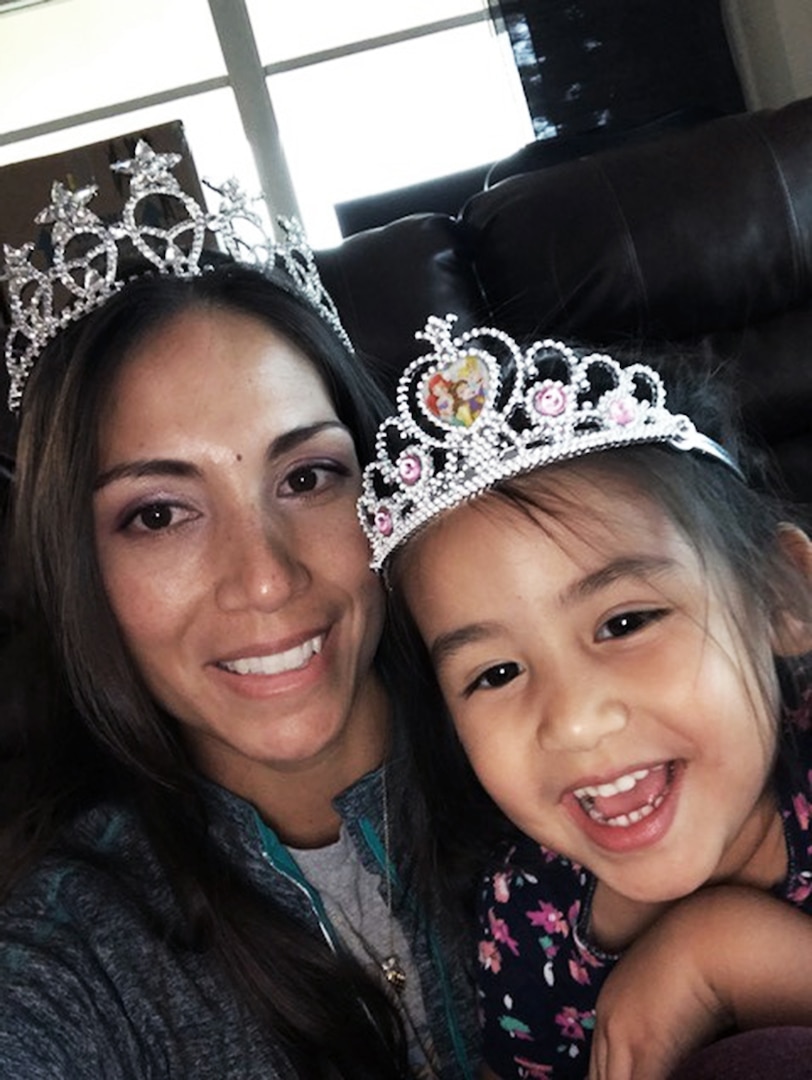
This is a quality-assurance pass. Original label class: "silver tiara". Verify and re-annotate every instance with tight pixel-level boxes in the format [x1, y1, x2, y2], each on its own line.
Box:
[358, 314, 742, 571]
[2, 139, 351, 412]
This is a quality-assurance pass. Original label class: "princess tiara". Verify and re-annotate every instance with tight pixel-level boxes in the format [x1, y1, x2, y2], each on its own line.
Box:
[358, 314, 743, 571]
[2, 139, 351, 412]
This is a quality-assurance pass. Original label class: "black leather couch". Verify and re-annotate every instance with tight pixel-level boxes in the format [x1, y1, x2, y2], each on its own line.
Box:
[317, 95, 812, 509]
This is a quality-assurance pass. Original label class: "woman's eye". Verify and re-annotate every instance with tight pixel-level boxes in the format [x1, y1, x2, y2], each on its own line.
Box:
[123, 503, 193, 533]
[467, 661, 523, 694]
[597, 609, 667, 641]
[285, 467, 319, 493]
[279, 462, 350, 497]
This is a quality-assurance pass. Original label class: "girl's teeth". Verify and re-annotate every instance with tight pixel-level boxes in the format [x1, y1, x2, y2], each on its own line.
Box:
[221, 635, 323, 676]
[574, 766, 659, 801]
[580, 794, 666, 827]
[572, 764, 670, 828]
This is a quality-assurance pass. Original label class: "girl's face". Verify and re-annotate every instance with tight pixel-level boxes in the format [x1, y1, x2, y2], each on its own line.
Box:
[94, 307, 385, 788]
[401, 468, 785, 905]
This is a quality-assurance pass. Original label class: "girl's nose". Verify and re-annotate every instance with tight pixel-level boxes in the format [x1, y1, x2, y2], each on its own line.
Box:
[214, 519, 309, 613]
[538, 678, 629, 753]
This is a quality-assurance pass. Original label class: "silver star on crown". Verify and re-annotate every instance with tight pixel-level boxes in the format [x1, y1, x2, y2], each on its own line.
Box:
[358, 314, 741, 571]
[2, 139, 351, 412]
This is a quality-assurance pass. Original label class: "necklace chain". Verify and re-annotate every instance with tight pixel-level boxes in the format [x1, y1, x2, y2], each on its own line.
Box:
[380, 765, 407, 995]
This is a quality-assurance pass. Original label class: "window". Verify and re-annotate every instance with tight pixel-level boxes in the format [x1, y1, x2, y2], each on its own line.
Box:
[0, 0, 533, 248]
[264, 19, 532, 244]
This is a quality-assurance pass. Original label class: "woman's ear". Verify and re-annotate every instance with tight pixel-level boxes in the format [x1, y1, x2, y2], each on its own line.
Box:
[771, 524, 812, 657]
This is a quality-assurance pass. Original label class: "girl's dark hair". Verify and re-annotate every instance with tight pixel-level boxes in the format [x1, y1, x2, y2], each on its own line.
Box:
[0, 261, 408, 1078]
[384, 344, 812, 913]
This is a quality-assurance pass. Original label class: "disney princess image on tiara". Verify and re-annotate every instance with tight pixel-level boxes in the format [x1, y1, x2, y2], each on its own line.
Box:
[424, 372, 457, 423]
[423, 351, 487, 428]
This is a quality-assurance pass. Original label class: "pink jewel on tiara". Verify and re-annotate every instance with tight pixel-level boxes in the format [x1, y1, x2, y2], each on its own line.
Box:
[608, 396, 638, 426]
[533, 380, 568, 417]
[398, 452, 422, 485]
[422, 352, 488, 429]
[375, 507, 393, 537]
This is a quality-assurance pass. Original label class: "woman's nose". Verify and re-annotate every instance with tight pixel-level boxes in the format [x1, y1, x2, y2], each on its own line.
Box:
[538, 677, 629, 753]
[214, 518, 309, 612]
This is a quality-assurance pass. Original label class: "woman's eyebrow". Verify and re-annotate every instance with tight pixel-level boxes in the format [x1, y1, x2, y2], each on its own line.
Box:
[94, 421, 351, 491]
[266, 420, 350, 461]
[94, 459, 199, 490]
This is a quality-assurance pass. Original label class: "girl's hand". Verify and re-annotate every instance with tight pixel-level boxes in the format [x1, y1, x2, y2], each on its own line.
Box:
[587, 885, 812, 1080]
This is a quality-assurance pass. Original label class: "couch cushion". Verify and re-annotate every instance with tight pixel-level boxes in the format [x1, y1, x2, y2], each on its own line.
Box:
[461, 96, 812, 344]
[316, 213, 486, 401]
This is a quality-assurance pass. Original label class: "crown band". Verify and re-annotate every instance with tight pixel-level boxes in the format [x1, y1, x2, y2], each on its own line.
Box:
[2, 139, 351, 412]
[357, 314, 743, 571]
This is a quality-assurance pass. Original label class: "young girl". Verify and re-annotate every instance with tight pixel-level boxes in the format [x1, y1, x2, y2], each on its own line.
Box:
[358, 314, 812, 1080]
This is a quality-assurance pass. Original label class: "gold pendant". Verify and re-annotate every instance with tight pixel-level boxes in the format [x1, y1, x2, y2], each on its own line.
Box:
[381, 955, 407, 994]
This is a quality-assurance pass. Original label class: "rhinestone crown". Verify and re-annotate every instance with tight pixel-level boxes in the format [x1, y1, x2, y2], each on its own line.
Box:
[2, 139, 350, 412]
[358, 314, 741, 571]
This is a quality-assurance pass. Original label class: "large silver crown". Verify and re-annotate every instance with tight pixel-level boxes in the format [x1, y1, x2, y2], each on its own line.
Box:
[358, 314, 741, 571]
[2, 139, 350, 412]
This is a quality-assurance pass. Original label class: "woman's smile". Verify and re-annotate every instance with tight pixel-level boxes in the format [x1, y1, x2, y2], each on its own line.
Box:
[214, 632, 325, 677]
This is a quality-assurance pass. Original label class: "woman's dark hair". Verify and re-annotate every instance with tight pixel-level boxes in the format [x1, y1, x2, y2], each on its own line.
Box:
[384, 343, 812, 912]
[0, 261, 408, 1078]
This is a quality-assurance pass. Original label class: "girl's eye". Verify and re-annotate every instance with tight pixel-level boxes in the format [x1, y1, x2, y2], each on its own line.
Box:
[596, 608, 668, 641]
[279, 462, 350, 497]
[467, 661, 523, 695]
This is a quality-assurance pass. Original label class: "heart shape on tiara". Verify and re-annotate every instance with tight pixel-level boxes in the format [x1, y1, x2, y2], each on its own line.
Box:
[420, 351, 489, 429]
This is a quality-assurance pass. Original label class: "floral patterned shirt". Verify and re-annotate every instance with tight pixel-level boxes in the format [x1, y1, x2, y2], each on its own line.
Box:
[476, 695, 812, 1080]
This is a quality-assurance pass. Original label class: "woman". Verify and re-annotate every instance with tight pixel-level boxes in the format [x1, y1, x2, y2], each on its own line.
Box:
[0, 150, 478, 1079]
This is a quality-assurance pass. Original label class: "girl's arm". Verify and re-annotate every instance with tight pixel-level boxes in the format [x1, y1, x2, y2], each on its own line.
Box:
[588, 885, 812, 1080]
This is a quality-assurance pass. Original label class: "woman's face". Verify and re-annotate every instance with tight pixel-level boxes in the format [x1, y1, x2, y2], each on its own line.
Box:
[401, 469, 783, 905]
[94, 306, 385, 786]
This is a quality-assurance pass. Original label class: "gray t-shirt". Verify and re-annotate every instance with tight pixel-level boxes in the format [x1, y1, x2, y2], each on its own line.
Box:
[293, 827, 436, 1075]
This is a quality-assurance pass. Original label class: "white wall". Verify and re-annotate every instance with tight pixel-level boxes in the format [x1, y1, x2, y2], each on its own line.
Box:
[724, 0, 812, 109]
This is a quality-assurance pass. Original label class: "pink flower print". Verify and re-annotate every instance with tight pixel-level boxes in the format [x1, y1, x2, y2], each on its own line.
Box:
[533, 380, 568, 418]
[493, 871, 511, 904]
[488, 907, 520, 956]
[527, 901, 569, 938]
[793, 791, 812, 831]
[478, 939, 502, 974]
[608, 395, 637, 426]
[786, 687, 812, 731]
[788, 873, 812, 905]
[374, 506, 393, 537]
[555, 1006, 590, 1042]
[540, 845, 561, 864]
[514, 1059, 554, 1078]
[397, 452, 422, 486]
[568, 956, 592, 986]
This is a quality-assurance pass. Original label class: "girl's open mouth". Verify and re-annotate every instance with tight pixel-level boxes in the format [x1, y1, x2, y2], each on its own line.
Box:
[572, 761, 676, 828]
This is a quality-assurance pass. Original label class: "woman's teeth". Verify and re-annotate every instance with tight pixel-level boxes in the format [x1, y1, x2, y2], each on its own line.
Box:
[572, 764, 669, 828]
[220, 635, 323, 676]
